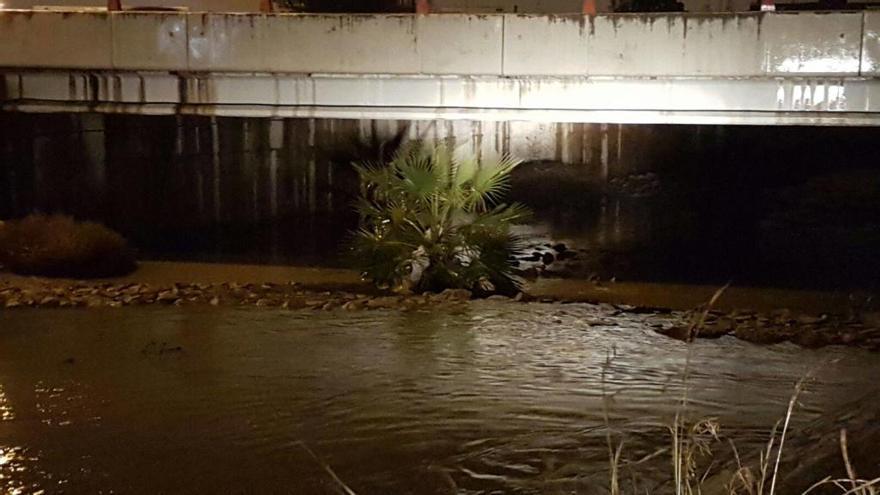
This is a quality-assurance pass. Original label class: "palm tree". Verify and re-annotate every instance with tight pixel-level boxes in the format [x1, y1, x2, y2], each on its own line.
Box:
[350, 141, 531, 295]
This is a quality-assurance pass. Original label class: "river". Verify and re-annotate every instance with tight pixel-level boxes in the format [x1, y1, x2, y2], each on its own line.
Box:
[0, 302, 877, 494]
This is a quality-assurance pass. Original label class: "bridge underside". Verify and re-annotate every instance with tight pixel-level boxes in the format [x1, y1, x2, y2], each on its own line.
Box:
[4, 71, 880, 126]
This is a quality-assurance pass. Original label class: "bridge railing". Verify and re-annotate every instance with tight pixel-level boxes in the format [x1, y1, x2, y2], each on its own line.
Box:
[1, 10, 879, 76]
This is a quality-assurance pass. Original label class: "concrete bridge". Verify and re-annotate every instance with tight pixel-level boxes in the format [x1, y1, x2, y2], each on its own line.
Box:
[3, 9, 880, 125]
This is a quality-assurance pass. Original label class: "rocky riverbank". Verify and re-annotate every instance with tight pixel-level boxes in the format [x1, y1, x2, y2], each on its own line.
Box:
[656, 307, 880, 351]
[2, 261, 878, 352]
[0, 279, 480, 312]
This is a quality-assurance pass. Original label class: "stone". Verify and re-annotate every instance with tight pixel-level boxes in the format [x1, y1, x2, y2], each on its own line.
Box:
[39, 296, 60, 307]
[86, 297, 104, 308]
[696, 318, 734, 339]
[552, 243, 568, 253]
[542, 252, 555, 264]
[156, 291, 178, 304]
[657, 325, 691, 341]
[366, 296, 401, 309]
[734, 325, 790, 345]
[439, 289, 472, 302]
[342, 300, 363, 311]
[797, 314, 825, 325]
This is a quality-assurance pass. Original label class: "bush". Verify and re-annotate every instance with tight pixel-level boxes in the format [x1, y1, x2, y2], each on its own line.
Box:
[0, 214, 136, 278]
[350, 142, 531, 295]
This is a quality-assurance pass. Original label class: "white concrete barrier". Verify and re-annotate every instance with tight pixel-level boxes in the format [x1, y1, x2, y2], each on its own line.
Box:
[0, 10, 871, 76]
[860, 11, 880, 76]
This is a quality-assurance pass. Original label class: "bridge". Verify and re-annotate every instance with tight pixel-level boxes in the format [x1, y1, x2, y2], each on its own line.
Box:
[2, 9, 880, 125]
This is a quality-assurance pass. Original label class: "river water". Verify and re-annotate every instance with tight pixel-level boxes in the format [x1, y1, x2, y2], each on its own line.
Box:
[0, 303, 877, 494]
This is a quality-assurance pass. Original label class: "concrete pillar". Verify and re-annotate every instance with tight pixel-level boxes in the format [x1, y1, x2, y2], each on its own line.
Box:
[600, 123, 609, 182]
[307, 119, 317, 214]
[268, 119, 283, 219]
[107, 0, 122, 11]
[210, 117, 221, 224]
[81, 114, 107, 206]
[416, 0, 430, 14]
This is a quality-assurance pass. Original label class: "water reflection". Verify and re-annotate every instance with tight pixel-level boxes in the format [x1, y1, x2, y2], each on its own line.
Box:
[0, 446, 41, 495]
[0, 305, 876, 493]
[0, 384, 13, 422]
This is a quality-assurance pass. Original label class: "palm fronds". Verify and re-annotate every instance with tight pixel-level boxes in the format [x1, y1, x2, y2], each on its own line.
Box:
[349, 141, 530, 295]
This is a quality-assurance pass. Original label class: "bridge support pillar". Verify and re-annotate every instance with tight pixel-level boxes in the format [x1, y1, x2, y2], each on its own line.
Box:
[416, 0, 431, 14]
[107, 0, 121, 10]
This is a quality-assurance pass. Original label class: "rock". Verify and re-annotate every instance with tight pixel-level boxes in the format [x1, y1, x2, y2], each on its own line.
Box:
[438, 289, 472, 302]
[366, 296, 401, 309]
[5, 298, 22, 309]
[342, 300, 364, 311]
[696, 318, 734, 339]
[156, 291, 178, 304]
[657, 325, 692, 341]
[487, 295, 509, 301]
[86, 297, 104, 308]
[541, 252, 555, 265]
[792, 329, 833, 349]
[39, 296, 60, 307]
[209, 296, 220, 306]
[552, 243, 568, 253]
[734, 324, 791, 345]
[797, 314, 826, 325]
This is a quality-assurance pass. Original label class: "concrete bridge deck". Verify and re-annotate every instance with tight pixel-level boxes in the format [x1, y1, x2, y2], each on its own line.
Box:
[3, 10, 880, 124]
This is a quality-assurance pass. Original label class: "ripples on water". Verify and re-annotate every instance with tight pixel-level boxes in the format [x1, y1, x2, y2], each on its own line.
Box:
[0, 302, 876, 494]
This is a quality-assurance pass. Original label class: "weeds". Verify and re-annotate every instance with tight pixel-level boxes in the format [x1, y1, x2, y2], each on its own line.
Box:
[605, 284, 874, 495]
[0, 213, 136, 278]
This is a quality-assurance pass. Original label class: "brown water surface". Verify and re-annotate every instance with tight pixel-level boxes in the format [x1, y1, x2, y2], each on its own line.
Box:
[0, 303, 877, 494]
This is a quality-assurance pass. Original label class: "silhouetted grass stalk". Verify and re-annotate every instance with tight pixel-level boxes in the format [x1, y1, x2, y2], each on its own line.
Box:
[605, 283, 875, 495]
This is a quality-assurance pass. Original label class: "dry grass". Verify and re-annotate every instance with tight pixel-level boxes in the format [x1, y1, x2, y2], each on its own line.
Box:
[0, 213, 136, 278]
[605, 284, 877, 495]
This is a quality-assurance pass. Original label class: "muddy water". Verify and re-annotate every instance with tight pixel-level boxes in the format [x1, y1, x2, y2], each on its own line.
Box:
[0, 303, 877, 494]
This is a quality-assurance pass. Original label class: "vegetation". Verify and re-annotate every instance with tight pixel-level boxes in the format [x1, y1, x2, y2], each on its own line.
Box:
[605, 286, 880, 495]
[0, 213, 136, 278]
[350, 141, 531, 295]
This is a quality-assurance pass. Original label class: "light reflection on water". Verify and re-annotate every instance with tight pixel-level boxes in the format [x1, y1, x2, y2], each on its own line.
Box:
[0, 384, 13, 422]
[0, 303, 876, 494]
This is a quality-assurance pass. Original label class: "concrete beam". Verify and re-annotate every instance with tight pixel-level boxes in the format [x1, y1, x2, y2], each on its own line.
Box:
[3, 70, 879, 125]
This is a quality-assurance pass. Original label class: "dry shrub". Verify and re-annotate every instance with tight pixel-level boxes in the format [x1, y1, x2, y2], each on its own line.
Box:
[0, 214, 136, 278]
